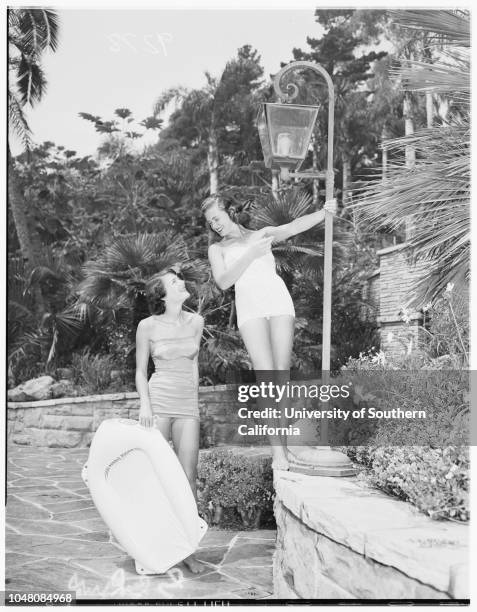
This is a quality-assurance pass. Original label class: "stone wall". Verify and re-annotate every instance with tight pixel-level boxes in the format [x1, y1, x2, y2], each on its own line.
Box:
[8, 385, 246, 448]
[273, 471, 468, 600]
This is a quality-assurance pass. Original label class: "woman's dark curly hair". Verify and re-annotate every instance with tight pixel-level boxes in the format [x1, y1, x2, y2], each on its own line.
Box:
[145, 269, 183, 315]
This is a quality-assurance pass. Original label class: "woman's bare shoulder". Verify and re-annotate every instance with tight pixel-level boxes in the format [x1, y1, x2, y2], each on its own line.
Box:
[208, 241, 225, 254]
[136, 317, 155, 342]
[137, 316, 153, 330]
[137, 316, 163, 337]
[187, 311, 204, 327]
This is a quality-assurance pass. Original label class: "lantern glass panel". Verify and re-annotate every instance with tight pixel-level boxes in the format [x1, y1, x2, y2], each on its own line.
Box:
[267, 104, 318, 160]
[257, 105, 272, 167]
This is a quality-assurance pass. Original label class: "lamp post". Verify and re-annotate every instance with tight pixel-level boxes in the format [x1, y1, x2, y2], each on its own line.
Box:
[258, 61, 356, 476]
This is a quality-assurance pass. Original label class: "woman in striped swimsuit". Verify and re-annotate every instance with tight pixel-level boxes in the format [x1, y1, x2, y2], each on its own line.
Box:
[135, 268, 204, 574]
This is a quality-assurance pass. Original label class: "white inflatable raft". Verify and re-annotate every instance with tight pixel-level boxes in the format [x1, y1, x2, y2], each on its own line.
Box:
[82, 418, 207, 574]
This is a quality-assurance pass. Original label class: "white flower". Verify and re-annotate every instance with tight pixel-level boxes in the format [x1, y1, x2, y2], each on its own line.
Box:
[399, 306, 411, 324]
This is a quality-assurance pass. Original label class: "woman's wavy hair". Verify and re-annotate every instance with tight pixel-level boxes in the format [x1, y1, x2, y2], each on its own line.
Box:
[201, 194, 250, 243]
[145, 268, 184, 315]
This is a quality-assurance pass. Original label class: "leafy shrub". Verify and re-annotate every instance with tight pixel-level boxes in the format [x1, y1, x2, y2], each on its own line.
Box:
[197, 448, 275, 529]
[106, 323, 136, 369]
[70, 350, 113, 394]
[199, 326, 251, 385]
[342, 349, 469, 521]
[8, 341, 45, 388]
[349, 446, 469, 522]
[423, 289, 469, 364]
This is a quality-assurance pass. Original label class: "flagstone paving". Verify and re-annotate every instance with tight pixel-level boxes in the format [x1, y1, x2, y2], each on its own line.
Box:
[6, 445, 276, 600]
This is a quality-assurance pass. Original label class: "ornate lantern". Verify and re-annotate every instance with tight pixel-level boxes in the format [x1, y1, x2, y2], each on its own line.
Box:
[257, 102, 319, 180]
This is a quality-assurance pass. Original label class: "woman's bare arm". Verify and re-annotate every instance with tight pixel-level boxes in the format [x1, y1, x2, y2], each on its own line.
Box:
[261, 199, 337, 243]
[135, 319, 154, 426]
[208, 237, 272, 290]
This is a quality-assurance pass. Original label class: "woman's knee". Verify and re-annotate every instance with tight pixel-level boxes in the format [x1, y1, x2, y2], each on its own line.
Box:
[274, 360, 291, 371]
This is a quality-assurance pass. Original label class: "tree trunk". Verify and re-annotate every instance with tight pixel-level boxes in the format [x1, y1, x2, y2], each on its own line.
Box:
[207, 128, 219, 195]
[8, 152, 46, 315]
[403, 93, 415, 240]
[8, 154, 36, 267]
[426, 91, 434, 128]
[423, 36, 434, 129]
[381, 126, 388, 182]
[403, 93, 415, 168]
[341, 150, 351, 208]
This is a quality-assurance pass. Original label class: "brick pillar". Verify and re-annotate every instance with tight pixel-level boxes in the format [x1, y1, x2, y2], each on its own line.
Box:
[377, 244, 427, 360]
[362, 270, 380, 322]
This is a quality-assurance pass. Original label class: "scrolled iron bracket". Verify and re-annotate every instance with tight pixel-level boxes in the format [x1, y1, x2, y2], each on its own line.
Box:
[272, 60, 334, 104]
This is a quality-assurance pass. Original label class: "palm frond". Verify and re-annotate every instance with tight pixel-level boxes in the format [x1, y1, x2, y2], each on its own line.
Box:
[249, 187, 313, 229]
[389, 10, 470, 47]
[39, 307, 84, 365]
[18, 59, 47, 106]
[353, 119, 470, 301]
[8, 8, 59, 151]
[8, 90, 32, 150]
[394, 57, 470, 97]
[76, 273, 129, 309]
[20, 9, 60, 54]
[153, 86, 189, 116]
[8, 329, 42, 361]
[273, 243, 324, 258]
[76, 232, 203, 312]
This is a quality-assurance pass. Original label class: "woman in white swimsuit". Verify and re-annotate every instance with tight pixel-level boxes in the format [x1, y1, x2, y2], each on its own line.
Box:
[202, 195, 337, 470]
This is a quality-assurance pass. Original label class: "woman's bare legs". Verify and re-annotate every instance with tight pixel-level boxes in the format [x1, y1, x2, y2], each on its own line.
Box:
[172, 418, 200, 498]
[269, 316, 295, 464]
[269, 316, 294, 370]
[153, 416, 172, 440]
[171, 417, 204, 574]
[239, 317, 289, 469]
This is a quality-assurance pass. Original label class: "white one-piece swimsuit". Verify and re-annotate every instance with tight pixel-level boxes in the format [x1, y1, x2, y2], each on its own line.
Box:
[222, 242, 295, 328]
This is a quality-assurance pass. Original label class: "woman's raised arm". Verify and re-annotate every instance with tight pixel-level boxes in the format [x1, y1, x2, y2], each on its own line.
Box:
[261, 198, 337, 243]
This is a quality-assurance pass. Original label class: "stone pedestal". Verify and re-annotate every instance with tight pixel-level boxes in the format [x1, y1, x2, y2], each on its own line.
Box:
[287, 417, 357, 476]
[288, 447, 357, 477]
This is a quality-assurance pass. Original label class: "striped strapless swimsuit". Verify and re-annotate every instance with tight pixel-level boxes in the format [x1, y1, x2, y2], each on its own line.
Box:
[148, 322, 199, 420]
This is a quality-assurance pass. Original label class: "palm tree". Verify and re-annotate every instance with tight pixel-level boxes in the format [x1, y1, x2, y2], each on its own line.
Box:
[8, 8, 60, 268]
[354, 10, 470, 302]
[76, 232, 207, 322]
[153, 46, 264, 197]
[153, 79, 222, 196]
